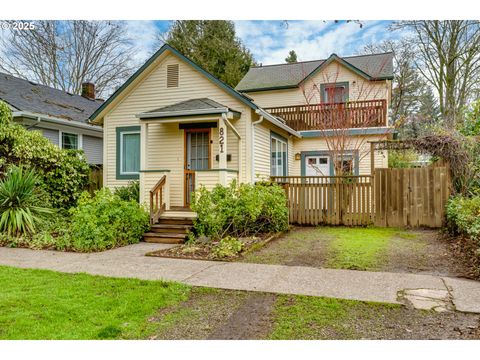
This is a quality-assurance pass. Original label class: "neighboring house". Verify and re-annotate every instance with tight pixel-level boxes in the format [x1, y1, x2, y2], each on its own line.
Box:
[89, 44, 393, 212]
[0, 72, 104, 165]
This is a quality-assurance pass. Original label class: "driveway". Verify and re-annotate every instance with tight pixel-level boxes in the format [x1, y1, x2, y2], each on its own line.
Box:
[0, 243, 479, 313]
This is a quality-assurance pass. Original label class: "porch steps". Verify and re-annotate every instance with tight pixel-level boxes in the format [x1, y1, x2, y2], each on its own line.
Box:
[143, 210, 196, 244]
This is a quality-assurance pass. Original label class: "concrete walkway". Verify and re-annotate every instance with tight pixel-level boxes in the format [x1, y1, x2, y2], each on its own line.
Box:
[0, 243, 479, 313]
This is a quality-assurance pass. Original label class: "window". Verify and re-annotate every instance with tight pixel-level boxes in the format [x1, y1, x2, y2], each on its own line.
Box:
[116, 126, 140, 179]
[270, 133, 288, 176]
[61, 132, 79, 150]
[167, 64, 179, 88]
[322, 82, 349, 103]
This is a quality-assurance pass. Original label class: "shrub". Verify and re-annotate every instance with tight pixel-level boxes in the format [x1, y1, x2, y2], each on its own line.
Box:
[388, 150, 419, 168]
[446, 196, 480, 242]
[114, 181, 140, 202]
[68, 188, 149, 252]
[191, 181, 289, 240]
[211, 236, 243, 259]
[0, 166, 54, 236]
[0, 101, 90, 208]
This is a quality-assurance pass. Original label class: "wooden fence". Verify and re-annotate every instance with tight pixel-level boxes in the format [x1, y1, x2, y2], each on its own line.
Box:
[271, 175, 373, 226]
[272, 165, 451, 228]
[374, 167, 451, 228]
[87, 166, 103, 194]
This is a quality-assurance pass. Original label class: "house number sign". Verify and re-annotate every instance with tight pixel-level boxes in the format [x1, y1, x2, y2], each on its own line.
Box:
[219, 127, 225, 153]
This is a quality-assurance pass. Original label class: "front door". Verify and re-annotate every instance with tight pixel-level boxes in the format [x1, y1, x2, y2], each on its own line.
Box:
[184, 129, 211, 206]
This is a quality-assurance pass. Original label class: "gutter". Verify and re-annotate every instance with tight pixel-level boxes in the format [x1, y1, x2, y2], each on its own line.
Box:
[13, 111, 103, 133]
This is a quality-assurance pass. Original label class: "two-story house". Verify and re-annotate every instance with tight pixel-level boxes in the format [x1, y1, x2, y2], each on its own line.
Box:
[89, 44, 393, 238]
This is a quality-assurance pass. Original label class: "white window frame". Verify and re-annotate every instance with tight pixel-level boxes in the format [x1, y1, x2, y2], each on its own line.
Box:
[119, 130, 141, 176]
[270, 134, 288, 177]
[59, 131, 82, 150]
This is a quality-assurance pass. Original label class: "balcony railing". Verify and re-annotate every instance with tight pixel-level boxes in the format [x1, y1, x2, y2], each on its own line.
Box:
[264, 99, 387, 131]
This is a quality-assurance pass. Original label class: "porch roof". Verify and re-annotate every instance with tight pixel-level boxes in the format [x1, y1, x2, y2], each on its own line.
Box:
[136, 98, 241, 119]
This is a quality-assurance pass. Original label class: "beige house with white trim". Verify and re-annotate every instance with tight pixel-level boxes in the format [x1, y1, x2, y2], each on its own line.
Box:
[89, 44, 393, 216]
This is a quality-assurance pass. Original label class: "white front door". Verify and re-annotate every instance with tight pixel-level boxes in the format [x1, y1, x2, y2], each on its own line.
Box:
[305, 156, 330, 176]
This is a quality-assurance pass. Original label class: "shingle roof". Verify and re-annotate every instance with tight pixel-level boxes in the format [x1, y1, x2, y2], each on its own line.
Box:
[144, 98, 236, 114]
[235, 52, 394, 92]
[138, 98, 242, 119]
[0, 72, 103, 123]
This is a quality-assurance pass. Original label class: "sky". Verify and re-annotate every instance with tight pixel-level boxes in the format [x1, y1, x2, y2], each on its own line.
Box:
[126, 20, 407, 66]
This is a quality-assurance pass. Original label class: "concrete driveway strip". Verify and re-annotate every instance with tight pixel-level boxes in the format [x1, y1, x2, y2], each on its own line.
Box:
[0, 244, 479, 312]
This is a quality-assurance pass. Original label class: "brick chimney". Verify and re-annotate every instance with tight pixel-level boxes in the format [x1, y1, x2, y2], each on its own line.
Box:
[81, 82, 95, 100]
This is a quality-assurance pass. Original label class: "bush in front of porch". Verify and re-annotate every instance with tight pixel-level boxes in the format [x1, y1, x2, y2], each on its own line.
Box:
[190, 181, 288, 244]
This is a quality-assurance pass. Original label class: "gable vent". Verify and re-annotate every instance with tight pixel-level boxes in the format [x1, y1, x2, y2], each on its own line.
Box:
[167, 64, 179, 88]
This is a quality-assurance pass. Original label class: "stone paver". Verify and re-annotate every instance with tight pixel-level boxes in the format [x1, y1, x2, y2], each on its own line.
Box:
[0, 243, 479, 313]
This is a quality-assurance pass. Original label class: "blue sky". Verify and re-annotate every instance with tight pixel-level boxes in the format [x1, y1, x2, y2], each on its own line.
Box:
[126, 20, 406, 65]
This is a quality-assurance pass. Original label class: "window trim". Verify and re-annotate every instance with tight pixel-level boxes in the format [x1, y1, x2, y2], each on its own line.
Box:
[270, 131, 288, 176]
[116, 126, 141, 180]
[59, 131, 82, 150]
[320, 81, 349, 103]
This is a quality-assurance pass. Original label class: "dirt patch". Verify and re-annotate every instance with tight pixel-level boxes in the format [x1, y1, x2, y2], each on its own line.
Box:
[385, 229, 472, 278]
[208, 293, 277, 340]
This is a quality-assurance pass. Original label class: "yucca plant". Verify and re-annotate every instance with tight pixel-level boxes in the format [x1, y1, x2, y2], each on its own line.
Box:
[0, 166, 53, 236]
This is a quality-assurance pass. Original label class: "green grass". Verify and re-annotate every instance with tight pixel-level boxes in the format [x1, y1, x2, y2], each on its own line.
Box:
[324, 227, 413, 271]
[0, 266, 190, 339]
[269, 295, 401, 340]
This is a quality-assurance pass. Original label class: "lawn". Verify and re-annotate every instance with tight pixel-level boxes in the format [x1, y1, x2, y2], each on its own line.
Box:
[241, 226, 466, 276]
[0, 266, 478, 340]
[0, 266, 189, 339]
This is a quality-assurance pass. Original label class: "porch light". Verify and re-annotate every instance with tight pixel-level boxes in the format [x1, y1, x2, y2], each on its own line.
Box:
[295, 153, 301, 160]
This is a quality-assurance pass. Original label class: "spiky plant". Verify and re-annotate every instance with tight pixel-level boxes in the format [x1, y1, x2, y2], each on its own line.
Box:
[0, 166, 53, 236]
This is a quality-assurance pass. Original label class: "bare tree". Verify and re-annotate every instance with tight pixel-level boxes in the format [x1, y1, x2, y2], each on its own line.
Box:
[0, 21, 136, 98]
[393, 21, 480, 128]
[295, 59, 391, 176]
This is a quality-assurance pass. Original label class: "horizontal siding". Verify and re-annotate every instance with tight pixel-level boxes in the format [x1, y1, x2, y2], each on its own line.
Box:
[103, 52, 251, 203]
[82, 135, 103, 165]
[195, 171, 220, 191]
[41, 128, 59, 146]
[140, 171, 170, 206]
[246, 61, 390, 108]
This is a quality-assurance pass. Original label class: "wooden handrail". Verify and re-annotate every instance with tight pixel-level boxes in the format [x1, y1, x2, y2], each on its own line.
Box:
[264, 99, 387, 131]
[149, 175, 166, 225]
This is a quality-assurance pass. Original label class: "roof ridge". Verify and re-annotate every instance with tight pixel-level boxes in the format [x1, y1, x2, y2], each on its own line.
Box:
[249, 51, 393, 69]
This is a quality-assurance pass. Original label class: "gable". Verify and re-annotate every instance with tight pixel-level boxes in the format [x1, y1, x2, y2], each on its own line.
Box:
[90, 44, 259, 125]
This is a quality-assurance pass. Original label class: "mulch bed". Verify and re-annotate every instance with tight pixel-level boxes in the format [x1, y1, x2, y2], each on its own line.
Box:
[146, 233, 281, 261]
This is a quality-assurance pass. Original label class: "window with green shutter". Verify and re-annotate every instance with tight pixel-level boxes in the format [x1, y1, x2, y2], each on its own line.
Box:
[116, 126, 140, 180]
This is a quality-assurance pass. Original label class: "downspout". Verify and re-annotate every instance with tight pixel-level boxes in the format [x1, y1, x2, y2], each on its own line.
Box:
[251, 115, 264, 183]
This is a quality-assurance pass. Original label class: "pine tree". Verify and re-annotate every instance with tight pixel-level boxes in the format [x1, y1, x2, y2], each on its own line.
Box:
[164, 21, 255, 87]
[285, 50, 298, 63]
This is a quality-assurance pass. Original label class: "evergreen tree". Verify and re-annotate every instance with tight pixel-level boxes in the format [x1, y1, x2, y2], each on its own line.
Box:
[164, 21, 255, 87]
[285, 50, 298, 63]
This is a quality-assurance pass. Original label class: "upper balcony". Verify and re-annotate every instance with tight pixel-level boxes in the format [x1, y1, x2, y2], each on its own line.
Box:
[264, 99, 387, 132]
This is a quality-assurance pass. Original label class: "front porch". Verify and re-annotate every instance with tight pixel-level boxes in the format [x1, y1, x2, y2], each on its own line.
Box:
[137, 98, 242, 230]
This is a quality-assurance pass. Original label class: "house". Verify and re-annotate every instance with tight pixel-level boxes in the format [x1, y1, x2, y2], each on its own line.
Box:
[89, 44, 393, 240]
[0, 72, 104, 165]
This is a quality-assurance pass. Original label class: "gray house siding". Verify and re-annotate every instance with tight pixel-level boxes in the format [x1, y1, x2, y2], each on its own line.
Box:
[41, 128, 60, 146]
[83, 135, 103, 165]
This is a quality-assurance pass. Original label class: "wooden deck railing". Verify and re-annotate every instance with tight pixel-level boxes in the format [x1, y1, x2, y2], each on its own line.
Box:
[149, 175, 166, 224]
[264, 99, 387, 131]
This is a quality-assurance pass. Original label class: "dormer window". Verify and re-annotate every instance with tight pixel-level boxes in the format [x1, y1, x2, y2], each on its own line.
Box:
[167, 64, 179, 88]
[321, 82, 349, 103]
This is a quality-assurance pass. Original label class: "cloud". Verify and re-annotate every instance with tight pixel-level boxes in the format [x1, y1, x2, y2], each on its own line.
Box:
[234, 20, 404, 64]
[124, 20, 160, 64]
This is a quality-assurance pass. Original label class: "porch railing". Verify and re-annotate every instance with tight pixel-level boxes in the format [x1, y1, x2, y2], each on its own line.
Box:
[264, 99, 387, 131]
[149, 175, 166, 224]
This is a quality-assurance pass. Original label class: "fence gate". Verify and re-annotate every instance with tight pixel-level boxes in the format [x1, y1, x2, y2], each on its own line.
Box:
[271, 176, 373, 226]
[374, 167, 451, 228]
